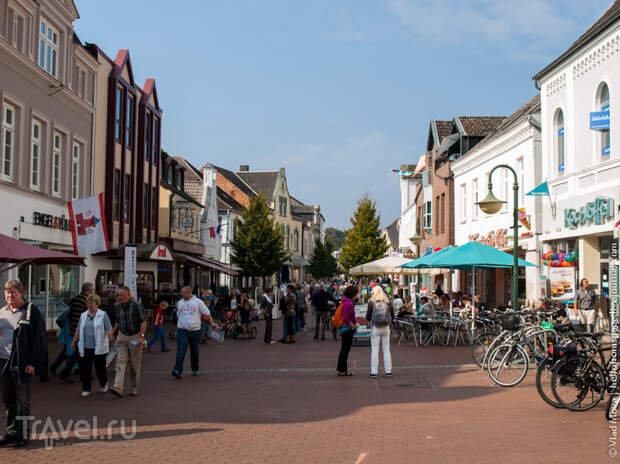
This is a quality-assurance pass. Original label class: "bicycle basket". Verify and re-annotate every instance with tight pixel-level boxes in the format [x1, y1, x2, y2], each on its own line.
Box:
[500, 313, 520, 331]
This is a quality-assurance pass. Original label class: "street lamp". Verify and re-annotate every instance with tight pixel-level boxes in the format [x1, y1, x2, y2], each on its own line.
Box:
[476, 164, 520, 312]
[410, 228, 423, 311]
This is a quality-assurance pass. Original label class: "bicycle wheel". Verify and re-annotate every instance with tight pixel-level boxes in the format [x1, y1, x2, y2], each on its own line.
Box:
[551, 355, 606, 411]
[486, 343, 529, 387]
[472, 335, 491, 368]
[606, 394, 620, 421]
[536, 357, 563, 409]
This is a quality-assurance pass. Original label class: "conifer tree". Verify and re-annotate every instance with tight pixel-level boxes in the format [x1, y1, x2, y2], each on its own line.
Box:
[231, 194, 289, 280]
[308, 238, 339, 279]
[339, 195, 389, 273]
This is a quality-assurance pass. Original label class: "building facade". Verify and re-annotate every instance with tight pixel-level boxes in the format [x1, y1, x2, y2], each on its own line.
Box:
[0, 0, 97, 325]
[534, 1, 620, 302]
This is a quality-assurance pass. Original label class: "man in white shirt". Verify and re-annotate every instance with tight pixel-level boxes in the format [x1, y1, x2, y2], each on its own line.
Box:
[172, 287, 218, 379]
[392, 294, 404, 312]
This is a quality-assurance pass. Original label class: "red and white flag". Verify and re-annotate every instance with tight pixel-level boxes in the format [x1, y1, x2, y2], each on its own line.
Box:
[67, 193, 110, 256]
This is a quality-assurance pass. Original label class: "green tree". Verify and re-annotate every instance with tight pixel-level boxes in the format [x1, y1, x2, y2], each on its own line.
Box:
[308, 238, 339, 279]
[231, 194, 289, 281]
[324, 227, 345, 250]
[339, 195, 389, 273]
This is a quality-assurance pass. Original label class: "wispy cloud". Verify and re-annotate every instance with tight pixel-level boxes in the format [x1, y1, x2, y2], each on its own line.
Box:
[387, 0, 611, 59]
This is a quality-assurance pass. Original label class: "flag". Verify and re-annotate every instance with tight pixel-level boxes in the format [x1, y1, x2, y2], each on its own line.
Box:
[67, 193, 109, 256]
[392, 169, 415, 176]
[518, 208, 531, 230]
[526, 181, 549, 196]
[209, 227, 216, 238]
[216, 224, 222, 235]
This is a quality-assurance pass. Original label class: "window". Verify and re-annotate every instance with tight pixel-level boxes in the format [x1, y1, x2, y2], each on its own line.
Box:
[423, 201, 432, 230]
[286, 225, 290, 250]
[555, 109, 565, 173]
[124, 174, 131, 221]
[39, 20, 58, 78]
[167, 165, 174, 185]
[76, 68, 87, 99]
[441, 193, 445, 234]
[176, 170, 183, 190]
[30, 120, 41, 188]
[279, 197, 287, 217]
[2, 104, 15, 180]
[113, 169, 120, 220]
[293, 228, 299, 251]
[472, 179, 478, 220]
[152, 117, 159, 163]
[71, 142, 80, 200]
[8, 10, 24, 52]
[461, 184, 467, 223]
[125, 94, 133, 148]
[434, 195, 439, 235]
[151, 187, 156, 228]
[144, 112, 150, 160]
[115, 87, 123, 141]
[52, 132, 62, 196]
[598, 83, 611, 157]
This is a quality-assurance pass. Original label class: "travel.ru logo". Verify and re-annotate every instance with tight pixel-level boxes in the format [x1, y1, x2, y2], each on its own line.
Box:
[17, 415, 137, 450]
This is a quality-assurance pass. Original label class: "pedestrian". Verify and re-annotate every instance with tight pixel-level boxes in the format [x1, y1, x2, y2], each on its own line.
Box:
[147, 301, 170, 352]
[366, 286, 394, 378]
[296, 284, 306, 332]
[101, 293, 119, 367]
[238, 290, 252, 339]
[574, 278, 597, 333]
[58, 282, 95, 383]
[336, 285, 359, 376]
[70, 294, 114, 397]
[261, 287, 275, 344]
[109, 286, 147, 398]
[0, 280, 48, 448]
[284, 284, 297, 344]
[49, 305, 71, 377]
[172, 286, 218, 379]
[313, 284, 334, 340]
[200, 290, 217, 343]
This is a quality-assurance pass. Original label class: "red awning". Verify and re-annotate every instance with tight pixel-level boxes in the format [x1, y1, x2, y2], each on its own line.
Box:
[0, 233, 85, 266]
[176, 253, 239, 276]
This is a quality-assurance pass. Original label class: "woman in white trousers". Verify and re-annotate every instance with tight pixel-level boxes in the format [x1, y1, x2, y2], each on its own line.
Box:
[365, 286, 394, 378]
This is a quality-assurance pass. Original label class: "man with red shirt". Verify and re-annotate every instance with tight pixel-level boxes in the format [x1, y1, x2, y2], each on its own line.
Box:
[147, 301, 170, 352]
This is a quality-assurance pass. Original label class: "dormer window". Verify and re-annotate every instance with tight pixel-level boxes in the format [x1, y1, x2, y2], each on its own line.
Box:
[167, 164, 173, 185]
[176, 170, 183, 190]
[39, 20, 58, 78]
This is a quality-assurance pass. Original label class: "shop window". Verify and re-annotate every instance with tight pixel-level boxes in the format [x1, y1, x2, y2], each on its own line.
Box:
[554, 109, 565, 174]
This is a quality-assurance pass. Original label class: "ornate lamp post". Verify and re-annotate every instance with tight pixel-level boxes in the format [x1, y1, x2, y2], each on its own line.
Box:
[409, 228, 423, 310]
[476, 164, 520, 312]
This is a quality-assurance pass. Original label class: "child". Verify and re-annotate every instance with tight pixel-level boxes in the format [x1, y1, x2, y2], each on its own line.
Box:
[147, 301, 170, 352]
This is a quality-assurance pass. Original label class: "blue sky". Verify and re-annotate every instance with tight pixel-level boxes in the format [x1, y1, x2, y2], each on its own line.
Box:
[74, 0, 611, 230]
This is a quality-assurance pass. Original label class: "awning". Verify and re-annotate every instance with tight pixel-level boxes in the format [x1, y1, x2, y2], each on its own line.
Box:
[0, 233, 85, 271]
[437, 133, 460, 157]
[176, 253, 239, 276]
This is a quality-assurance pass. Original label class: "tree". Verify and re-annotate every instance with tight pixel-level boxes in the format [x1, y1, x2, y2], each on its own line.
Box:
[324, 227, 345, 250]
[230, 194, 289, 282]
[339, 195, 389, 273]
[308, 238, 339, 279]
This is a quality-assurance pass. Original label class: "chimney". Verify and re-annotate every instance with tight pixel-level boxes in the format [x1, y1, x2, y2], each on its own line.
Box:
[239, 165, 249, 172]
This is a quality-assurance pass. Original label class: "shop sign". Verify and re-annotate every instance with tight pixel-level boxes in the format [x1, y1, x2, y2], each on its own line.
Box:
[590, 110, 610, 131]
[123, 247, 137, 298]
[181, 216, 194, 228]
[468, 229, 508, 249]
[32, 212, 71, 231]
[564, 196, 614, 230]
[149, 245, 173, 261]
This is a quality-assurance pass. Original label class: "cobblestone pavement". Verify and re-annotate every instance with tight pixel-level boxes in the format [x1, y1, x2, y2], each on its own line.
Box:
[0, 322, 613, 463]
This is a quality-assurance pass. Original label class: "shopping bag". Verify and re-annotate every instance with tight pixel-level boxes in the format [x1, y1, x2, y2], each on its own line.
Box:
[207, 325, 225, 343]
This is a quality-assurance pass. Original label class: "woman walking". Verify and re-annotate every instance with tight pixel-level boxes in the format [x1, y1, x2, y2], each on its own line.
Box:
[366, 286, 394, 378]
[70, 294, 114, 397]
[261, 287, 275, 344]
[337, 286, 359, 376]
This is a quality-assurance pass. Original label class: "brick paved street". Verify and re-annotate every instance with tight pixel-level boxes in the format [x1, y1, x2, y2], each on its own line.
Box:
[0, 322, 613, 463]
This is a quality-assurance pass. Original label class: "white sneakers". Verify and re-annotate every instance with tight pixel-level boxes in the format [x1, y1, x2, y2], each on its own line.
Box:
[80, 391, 91, 397]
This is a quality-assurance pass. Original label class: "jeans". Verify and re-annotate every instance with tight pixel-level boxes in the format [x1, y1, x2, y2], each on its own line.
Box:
[370, 325, 392, 375]
[173, 328, 201, 375]
[0, 359, 31, 440]
[78, 348, 108, 392]
[314, 312, 328, 339]
[148, 326, 166, 350]
[337, 329, 354, 373]
[264, 314, 273, 343]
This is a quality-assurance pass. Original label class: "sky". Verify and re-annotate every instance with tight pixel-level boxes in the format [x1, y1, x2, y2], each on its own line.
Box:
[74, 0, 612, 230]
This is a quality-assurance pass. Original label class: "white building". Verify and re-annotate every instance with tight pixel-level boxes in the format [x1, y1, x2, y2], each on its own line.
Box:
[533, 1, 620, 301]
[398, 162, 423, 254]
[452, 95, 542, 306]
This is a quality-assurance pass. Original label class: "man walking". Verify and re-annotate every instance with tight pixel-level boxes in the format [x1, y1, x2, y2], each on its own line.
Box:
[59, 282, 94, 383]
[312, 284, 334, 340]
[574, 278, 597, 333]
[0, 280, 48, 448]
[172, 286, 218, 379]
[109, 286, 147, 398]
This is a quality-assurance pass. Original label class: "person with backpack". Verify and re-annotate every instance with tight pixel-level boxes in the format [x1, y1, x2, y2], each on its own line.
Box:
[365, 286, 394, 378]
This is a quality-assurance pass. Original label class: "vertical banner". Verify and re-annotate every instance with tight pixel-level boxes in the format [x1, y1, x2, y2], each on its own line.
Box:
[67, 193, 110, 256]
[124, 246, 137, 299]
